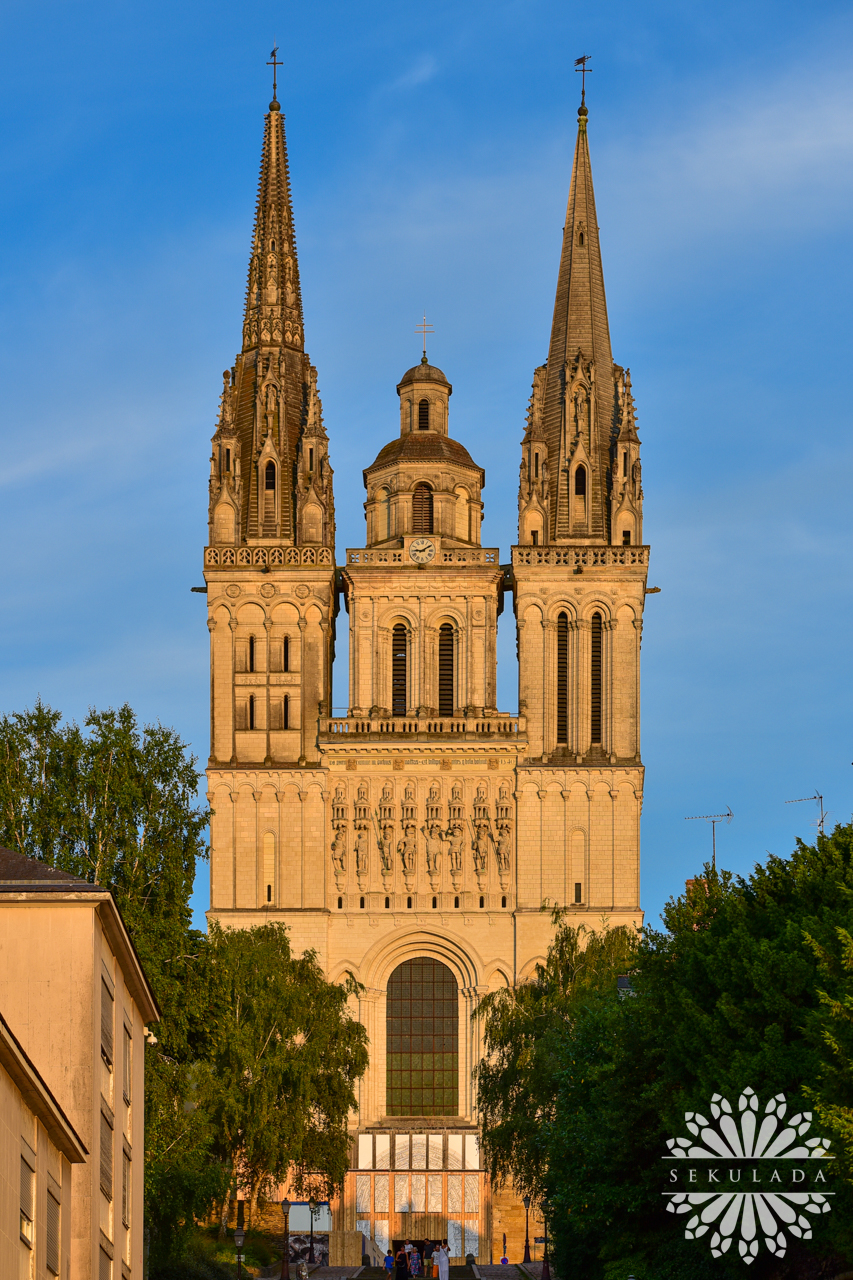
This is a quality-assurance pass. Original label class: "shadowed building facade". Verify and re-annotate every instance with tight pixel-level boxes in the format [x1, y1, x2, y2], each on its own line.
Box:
[204, 87, 648, 1262]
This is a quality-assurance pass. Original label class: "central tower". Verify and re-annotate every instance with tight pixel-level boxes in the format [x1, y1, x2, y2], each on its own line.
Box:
[205, 86, 647, 1264]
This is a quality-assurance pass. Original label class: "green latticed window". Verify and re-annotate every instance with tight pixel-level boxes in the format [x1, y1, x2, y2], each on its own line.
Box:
[386, 958, 458, 1116]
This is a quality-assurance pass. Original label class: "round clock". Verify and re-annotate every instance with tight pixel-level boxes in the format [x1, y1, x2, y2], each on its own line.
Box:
[409, 538, 436, 564]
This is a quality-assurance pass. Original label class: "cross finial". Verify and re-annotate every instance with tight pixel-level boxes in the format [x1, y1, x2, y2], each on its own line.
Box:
[415, 313, 434, 362]
[267, 44, 282, 102]
[574, 54, 592, 107]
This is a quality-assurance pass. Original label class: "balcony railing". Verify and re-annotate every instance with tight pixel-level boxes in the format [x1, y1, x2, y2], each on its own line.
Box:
[511, 545, 648, 568]
[346, 548, 500, 566]
[320, 714, 526, 739]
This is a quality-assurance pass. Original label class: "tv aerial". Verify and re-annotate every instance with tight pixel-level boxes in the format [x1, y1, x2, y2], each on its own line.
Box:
[685, 806, 733, 870]
[785, 791, 827, 837]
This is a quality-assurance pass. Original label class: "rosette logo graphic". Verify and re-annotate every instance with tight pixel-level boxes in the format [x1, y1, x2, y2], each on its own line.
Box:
[663, 1086, 833, 1264]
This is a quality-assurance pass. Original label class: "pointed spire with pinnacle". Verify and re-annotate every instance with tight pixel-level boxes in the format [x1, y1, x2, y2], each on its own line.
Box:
[540, 93, 616, 543]
[208, 88, 334, 551]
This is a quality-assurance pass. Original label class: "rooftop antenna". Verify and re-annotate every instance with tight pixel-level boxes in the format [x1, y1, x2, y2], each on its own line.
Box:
[267, 43, 282, 102]
[415, 313, 434, 362]
[786, 791, 827, 837]
[685, 807, 733, 871]
[574, 55, 592, 106]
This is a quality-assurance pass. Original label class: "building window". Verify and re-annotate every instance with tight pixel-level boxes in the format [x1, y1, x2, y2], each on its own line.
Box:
[309, 447, 314, 472]
[534, 451, 539, 478]
[386, 958, 458, 1116]
[438, 624, 454, 716]
[556, 612, 568, 745]
[121, 1151, 131, 1229]
[265, 461, 276, 490]
[225, 447, 231, 472]
[531, 529, 538, 546]
[432, 896, 437, 908]
[574, 465, 586, 496]
[574, 882, 583, 903]
[418, 398, 430, 430]
[591, 612, 603, 745]
[46, 1191, 60, 1275]
[248, 634, 255, 672]
[283, 635, 290, 671]
[337, 896, 343, 909]
[20, 1154, 34, 1244]
[283, 694, 289, 730]
[263, 832, 275, 906]
[412, 483, 433, 534]
[622, 529, 631, 545]
[407, 896, 412, 909]
[249, 695, 255, 730]
[392, 624, 408, 715]
[100, 1112, 113, 1201]
[101, 979, 114, 1068]
[479, 896, 484, 908]
[622, 450, 628, 476]
[501, 895, 507, 908]
[384, 896, 390, 909]
[123, 1026, 132, 1105]
[454, 896, 459, 909]
[99, 1247, 112, 1280]
[360, 896, 366, 909]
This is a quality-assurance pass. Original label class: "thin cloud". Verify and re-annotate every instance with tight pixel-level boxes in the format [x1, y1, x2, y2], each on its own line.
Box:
[387, 54, 438, 91]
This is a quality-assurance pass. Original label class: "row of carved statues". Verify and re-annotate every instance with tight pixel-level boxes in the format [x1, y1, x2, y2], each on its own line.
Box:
[330, 817, 512, 878]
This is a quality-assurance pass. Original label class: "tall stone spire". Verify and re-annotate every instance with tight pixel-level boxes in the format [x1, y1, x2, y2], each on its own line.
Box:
[540, 98, 616, 543]
[208, 94, 334, 551]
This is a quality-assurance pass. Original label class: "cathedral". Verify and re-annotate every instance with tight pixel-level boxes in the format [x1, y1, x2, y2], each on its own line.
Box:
[204, 81, 648, 1262]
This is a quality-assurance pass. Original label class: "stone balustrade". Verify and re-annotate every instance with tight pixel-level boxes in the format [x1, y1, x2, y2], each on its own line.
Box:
[205, 545, 333, 568]
[511, 544, 648, 568]
[320, 714, 526, 739]
[346, 547, 500, 566]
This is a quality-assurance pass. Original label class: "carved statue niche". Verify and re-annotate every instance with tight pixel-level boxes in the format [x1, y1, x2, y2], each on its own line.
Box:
[330, 783, 349, 887]
[353, 824, 369, 879]
[331, 826, 347, 875]
[446, 823, 464, 876]
[494, 823, 512, 875]
[472, 822, 490, 876]
[423, 783, 443, 884]
[378, 825, 394, 874]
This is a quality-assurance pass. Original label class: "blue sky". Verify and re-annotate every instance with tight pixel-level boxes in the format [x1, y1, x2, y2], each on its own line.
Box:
[1, 0, 851, 930]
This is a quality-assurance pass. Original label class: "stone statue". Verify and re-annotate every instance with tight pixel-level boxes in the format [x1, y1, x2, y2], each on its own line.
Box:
[397, 832, 415, 874]
[446, 823, 464, 873]
[424, 821, 443, 874]
[378, 824, 394, 872]
[495, 823, 512, 874]
[353, 826, 368, 875]
[472, 822, 490, 873]
[331, 826, 346, 874]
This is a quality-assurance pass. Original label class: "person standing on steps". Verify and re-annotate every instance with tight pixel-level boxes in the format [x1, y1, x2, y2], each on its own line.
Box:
[395, 1246, 409, 1280]
[436, 1241, 450, 1280]
[384, 1251, 395, 1274]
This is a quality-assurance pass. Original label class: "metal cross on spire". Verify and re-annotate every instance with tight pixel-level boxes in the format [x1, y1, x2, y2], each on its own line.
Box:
[415, 313, 434, 360]
[267, 44, 282, 101]
[574, 54, 592, 104]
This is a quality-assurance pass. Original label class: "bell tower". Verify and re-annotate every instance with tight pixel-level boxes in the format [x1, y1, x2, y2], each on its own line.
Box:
[512, 95, 646, 914]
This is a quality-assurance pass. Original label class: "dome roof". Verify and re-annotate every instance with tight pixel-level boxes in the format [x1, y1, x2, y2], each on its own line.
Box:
[364, 433, 484, 485]
[397, 356, 452, 392]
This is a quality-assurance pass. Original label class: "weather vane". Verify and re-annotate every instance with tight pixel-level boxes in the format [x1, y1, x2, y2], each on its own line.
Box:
[415, 313, 434, 360]
[574, 54, 592, 104]
[267, 44, 282, 101]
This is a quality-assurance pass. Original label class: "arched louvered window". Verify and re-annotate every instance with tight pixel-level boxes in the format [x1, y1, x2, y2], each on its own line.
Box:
[591, 612, 603, 744]
[557, 612, 568, 745]
[412, 484, 433, 534]
[392, 624, 408, 715]
[438, 624, 454, 716]
[418, 398, 430, 430]
[574, 465, 587, 496]
[265, 461, 276, 489]
[262, 461, 277, 535]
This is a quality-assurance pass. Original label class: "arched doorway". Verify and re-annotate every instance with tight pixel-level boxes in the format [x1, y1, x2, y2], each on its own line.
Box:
[386, 958, 458, 1116]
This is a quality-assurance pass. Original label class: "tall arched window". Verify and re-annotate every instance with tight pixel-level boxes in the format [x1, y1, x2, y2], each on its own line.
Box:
[591, 611, 603, 744]
[574, 465, 586, 496]
[283, 635, 290, 672]
[263, 461, 277, 535]
[412, 484, 433, 534]
[386, 958, 458, 1116]
[283, 694, 290, 730]
[418, 398, 430, 430]
[438, 624, 454, 716]
[248, 635, 255, 673]
[556, 612, 568, 745]
[249, 695, 255, 730]
[392, 624, 408, 715]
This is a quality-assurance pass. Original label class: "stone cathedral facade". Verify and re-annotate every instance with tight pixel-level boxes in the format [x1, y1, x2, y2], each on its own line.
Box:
[204, 88, 648, 1261]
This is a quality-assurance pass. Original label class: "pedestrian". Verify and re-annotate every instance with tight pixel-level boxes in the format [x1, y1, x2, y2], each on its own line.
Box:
[395, 1247, 409, 1280]
[423, 1242, 434, 1278]
[436, 1241, 450, 1280]
[384, 1251, 395, 1274]
[410, 1244, 421, 1277]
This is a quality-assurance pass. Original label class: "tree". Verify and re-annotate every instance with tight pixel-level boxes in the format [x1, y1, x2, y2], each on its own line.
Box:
[474, 913, 639, 1200]
[0, 701, 219, 1264]
[205, 921, 369, 1219]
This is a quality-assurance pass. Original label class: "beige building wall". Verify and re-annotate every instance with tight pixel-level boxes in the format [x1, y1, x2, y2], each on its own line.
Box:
[0, 1010, 86, 1280]
[0, 857, 159, 1280]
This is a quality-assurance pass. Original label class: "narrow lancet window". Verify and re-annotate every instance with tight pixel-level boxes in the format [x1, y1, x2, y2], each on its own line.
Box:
[265, 461, 276, 489]
[438, 624, 454, 716]
[418, 398, 430, 430]
[283, 694, 289, 730]
[557, 612, 568, 745]
[248, 635, 255, 672]
[575, 465, 586, 496]
[283, 635, 290, 671]
[392, 624, 407, 715]
[412, 484, 433, 534]
[591, 612, 603, 745]
[249, 695, 255, 730]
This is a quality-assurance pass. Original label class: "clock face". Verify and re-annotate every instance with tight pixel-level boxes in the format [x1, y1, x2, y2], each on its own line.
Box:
[409, 538, 436, 564]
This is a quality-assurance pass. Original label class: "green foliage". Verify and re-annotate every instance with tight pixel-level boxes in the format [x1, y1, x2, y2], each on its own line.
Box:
[205, 920, 369, 1206]
[476, 828, 853, 1278]
[475, 913, 639, 1199]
